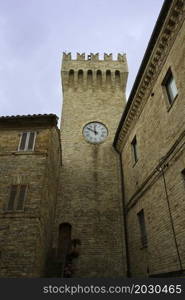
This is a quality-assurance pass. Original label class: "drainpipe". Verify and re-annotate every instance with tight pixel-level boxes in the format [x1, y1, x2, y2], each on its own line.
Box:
[116, 148, 131, 277]
[158, 165, 183, 271]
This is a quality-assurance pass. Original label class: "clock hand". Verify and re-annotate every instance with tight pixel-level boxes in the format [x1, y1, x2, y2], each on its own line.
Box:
[87, 127, 96, 133]
[94, 125, 98, 135]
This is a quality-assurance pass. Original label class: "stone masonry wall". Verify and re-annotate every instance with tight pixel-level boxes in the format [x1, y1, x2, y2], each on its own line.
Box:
[53, 54, 128, 277]
[120, 11, 185, 276]
[34, 127, 61, 276]
[0, 122, 61, 277]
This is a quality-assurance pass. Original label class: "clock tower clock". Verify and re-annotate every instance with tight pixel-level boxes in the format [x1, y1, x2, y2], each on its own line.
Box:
[83, 121, 108, 144]
[55, 52, 128, 277]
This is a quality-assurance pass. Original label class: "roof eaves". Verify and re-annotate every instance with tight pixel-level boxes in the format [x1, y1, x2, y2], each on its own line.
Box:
[113, 0, 172, 149]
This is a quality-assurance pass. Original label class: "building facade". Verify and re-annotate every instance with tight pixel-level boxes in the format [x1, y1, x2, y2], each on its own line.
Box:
[0, 115, 61, 277]
[0, 0, 185, 278]
[114, 0, 185, 277]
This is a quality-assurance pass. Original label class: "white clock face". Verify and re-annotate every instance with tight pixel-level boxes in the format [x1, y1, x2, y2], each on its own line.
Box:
[83, 122, 108, 144]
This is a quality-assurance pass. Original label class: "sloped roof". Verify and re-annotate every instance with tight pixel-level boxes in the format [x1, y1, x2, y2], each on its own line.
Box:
[0, 113, 58, 127]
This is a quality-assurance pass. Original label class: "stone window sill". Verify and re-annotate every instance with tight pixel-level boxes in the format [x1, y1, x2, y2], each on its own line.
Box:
[0, 211, 40, 218]
[132, 159, 138, 168]
[0, 150, 48, 156]
[167, 93, 178, 112]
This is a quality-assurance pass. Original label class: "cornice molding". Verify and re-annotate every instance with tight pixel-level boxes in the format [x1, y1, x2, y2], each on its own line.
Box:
[116, 0, 185, 152]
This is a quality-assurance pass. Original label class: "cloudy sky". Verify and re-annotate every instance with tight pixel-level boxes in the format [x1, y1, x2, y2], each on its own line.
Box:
[0, 0, 164, 121]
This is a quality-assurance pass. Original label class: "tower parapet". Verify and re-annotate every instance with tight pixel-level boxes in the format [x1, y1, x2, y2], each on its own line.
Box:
[77, 53, 85, 60]
[62, 52, 128, 91]
[118, 53, 125, 61]
[104, 53, 112, 61]
[63, 52, 71, 61]
[62, 52, 126, 62]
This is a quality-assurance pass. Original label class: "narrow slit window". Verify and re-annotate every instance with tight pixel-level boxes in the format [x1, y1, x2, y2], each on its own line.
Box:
[18, 132, 36, 151]
[131, 135, 138, 164]
[137, 209, 148, 248]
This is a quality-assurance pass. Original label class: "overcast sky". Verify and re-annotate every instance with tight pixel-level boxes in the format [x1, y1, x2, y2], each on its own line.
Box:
[0, 0, 164, 120]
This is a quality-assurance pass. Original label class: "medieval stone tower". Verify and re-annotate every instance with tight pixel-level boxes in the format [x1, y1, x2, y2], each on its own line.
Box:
[54, 52, 128, 277]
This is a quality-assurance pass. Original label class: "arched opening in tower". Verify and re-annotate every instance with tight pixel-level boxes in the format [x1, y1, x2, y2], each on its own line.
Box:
[106, 70, 111, 86]
[115, 70, 121, 86]
[68, 69, 74, 88]
[97, 70, 102, 88]
[87, 70, 93, 87]
[78, 69, 83, 86]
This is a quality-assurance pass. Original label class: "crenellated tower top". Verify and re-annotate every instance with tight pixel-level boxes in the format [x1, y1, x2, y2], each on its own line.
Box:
[61, 52, 128, 92]
[62, 52, 126, 62]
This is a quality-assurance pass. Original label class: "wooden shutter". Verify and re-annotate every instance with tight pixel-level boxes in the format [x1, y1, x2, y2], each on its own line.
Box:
[16, 185, 27, 210]
[8, 185, 17, 210]
[28, 132, 35, 150]
[19, 132, 27, 150]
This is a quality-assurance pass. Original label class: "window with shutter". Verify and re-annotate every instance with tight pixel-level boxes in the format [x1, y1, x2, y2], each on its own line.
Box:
[7, 185, 17, 210]
[16, 185, 27, 210]
[18, 132, 36, 151]
[19, 132, 27, 150]
[27, 132, 35, 150]
[6, 185, 27, 211]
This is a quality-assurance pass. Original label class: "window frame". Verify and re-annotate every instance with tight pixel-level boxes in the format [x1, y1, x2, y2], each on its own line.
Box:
[181, 169, 185, 185]
[162, 68, 178, 107]
[18, 131, 36, 151]
[6, 184, 28, 211]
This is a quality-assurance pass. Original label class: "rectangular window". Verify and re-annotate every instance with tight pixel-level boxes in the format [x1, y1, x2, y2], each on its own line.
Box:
[7, 185, 27, 211]
[18, 132, 36, 151]
[137, 209, 148, 248]
[8, 185, 17, 210]
[131, 135, 138, 164]
[162, 68, 178, 105]
[182, 169, 185, 183]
